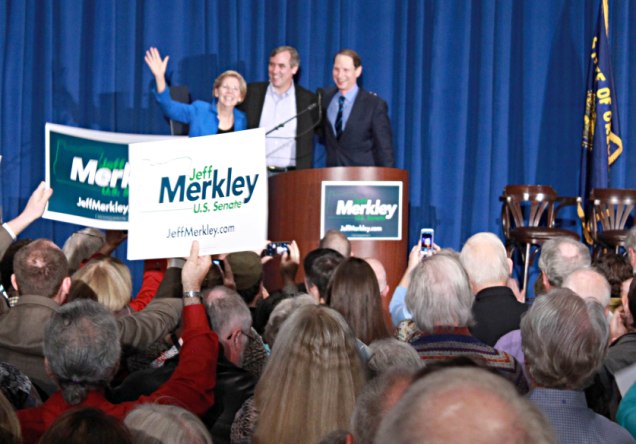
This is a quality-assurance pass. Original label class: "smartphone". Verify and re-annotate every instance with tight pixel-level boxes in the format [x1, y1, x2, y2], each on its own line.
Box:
[420, 228, 434, 256]
[212, 259, 225, 272]
[266, 242, 290, 256]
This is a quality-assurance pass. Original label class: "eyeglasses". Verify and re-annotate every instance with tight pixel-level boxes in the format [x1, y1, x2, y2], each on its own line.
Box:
[226, 329, 257, 342]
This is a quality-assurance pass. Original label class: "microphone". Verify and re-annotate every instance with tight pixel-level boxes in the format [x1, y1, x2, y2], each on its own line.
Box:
[315, 88, 324, 125]
[266, 100, 320, 135]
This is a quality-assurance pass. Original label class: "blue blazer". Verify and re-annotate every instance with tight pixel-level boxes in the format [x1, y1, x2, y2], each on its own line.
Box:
[153, 86, 247, 136]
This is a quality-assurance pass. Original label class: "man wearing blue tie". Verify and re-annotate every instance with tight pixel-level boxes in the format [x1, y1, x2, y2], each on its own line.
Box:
[323, 49, 395, 167]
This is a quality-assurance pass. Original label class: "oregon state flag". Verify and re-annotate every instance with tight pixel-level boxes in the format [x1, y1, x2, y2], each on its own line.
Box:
[578, 0, 623, 244]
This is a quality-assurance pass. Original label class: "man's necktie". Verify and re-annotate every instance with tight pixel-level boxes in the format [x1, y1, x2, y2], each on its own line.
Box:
[335, 95, 345, 138]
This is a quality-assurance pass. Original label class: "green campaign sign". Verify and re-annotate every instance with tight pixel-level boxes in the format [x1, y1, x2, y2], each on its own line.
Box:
[321, 181, 403, 240]
[44, 123, 172, 229]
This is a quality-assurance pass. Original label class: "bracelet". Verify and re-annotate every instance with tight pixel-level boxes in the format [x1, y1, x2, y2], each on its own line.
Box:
[168, 258, 186, 269]
[183, 290, 201, 299]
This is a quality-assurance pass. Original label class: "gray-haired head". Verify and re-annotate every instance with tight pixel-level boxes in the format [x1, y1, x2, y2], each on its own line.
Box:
[538, 237, 590, 288]
[367, 338, 422, 378]
[563, 266, 611, 308]
[460, 232, 510, 290]
[264, 294, 317, 348]
[406, 252, 474, 333]
[626, 226, 636, 253]
[43, 299, 120, 405]
[204, 286, 252, 337]
[352, 367, 416, 444]
[125, 404, 212, 444]
[204, 286, 252, 366]
[521, 288, 609, 390]
[374, 367, 556, 444]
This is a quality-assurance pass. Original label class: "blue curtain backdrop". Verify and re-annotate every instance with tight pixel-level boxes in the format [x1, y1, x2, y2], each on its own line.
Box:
[1, 0, 636, 288]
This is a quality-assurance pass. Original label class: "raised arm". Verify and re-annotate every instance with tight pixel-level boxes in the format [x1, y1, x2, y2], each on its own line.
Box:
[0, 182, 53, 260]
[144, 47, 169, 93]
[6, 182, 52, 237]
[134, 240, 218, 416]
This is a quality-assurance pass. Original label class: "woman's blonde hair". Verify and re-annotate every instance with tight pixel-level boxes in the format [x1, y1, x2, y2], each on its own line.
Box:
[213, 70, 247, 103]
[253, 304, 366, 444]
[71, 257, 132, 312]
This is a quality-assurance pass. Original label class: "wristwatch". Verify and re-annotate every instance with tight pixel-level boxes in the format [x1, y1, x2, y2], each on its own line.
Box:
[183, 290, 201, 299]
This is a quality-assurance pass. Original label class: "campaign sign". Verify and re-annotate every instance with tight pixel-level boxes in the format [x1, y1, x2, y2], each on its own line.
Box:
[321, 181, 402, 240]
[44, 123, 174, 229]
[127, 129, 267, 260]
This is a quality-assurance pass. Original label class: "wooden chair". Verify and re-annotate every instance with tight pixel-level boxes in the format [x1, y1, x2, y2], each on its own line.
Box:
[589, 188, 636, 257]
[501, 185, 579, 292]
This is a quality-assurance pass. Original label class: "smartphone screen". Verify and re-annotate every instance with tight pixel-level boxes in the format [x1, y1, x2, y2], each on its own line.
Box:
[266, 242, 290, 256]
[421, 229, 434, 256]
[212, 259, 225, 272]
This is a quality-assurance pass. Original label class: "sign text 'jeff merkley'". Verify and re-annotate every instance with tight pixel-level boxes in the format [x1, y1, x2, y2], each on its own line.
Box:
[159, 166, 260, 205]
[336, 199, 398, 219]
[70, 157, 130, 188]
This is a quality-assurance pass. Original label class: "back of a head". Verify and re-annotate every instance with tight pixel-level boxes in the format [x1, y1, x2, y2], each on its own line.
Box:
[71, 257, 132, 312]
[0, 238, 32, 298]
[562, 266, 611, 308]
[13, 238, 69, 298]
[62, 228, 105, 274]
[364, 257, 388, 293]
[460, 232, 509, 288]
[205, 286, 252, 338]
[406, 253, 474, 333]
[44, 299, 121, 405]
[367, 338, 421, 377]
[0, 391, 20, 444]
[320, 229, 351, 257]
[39, 407, 132, 444]
[304, 248, 345, 297]
[538, 237, 591, 287]
[375, 367, 556, 444]
[593, 253, 633, 298]
[254, 304, 366, 444]
[124, 404, 212, 444]
[521, 288, 608, 390]
[264, 294, 317, 347]
[352, 367, 415, 444]
[327, 257, 390, 344]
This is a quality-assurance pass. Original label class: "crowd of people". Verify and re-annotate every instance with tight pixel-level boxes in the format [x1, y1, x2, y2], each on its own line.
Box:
[3, 182, 636, 443]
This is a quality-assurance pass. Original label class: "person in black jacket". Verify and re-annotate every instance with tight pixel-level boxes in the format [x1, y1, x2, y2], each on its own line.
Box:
[239, 46, 318, 170]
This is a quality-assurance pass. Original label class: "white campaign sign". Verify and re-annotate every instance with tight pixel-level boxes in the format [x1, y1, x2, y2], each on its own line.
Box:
[127, 129, 268, 260]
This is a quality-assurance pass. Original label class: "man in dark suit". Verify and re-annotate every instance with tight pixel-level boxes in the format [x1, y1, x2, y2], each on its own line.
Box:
[239, 46, 318, 170]
[323, 49, 395, 167]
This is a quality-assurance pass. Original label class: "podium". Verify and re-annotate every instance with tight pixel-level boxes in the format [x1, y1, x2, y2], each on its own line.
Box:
[266, 167, 409, 312]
